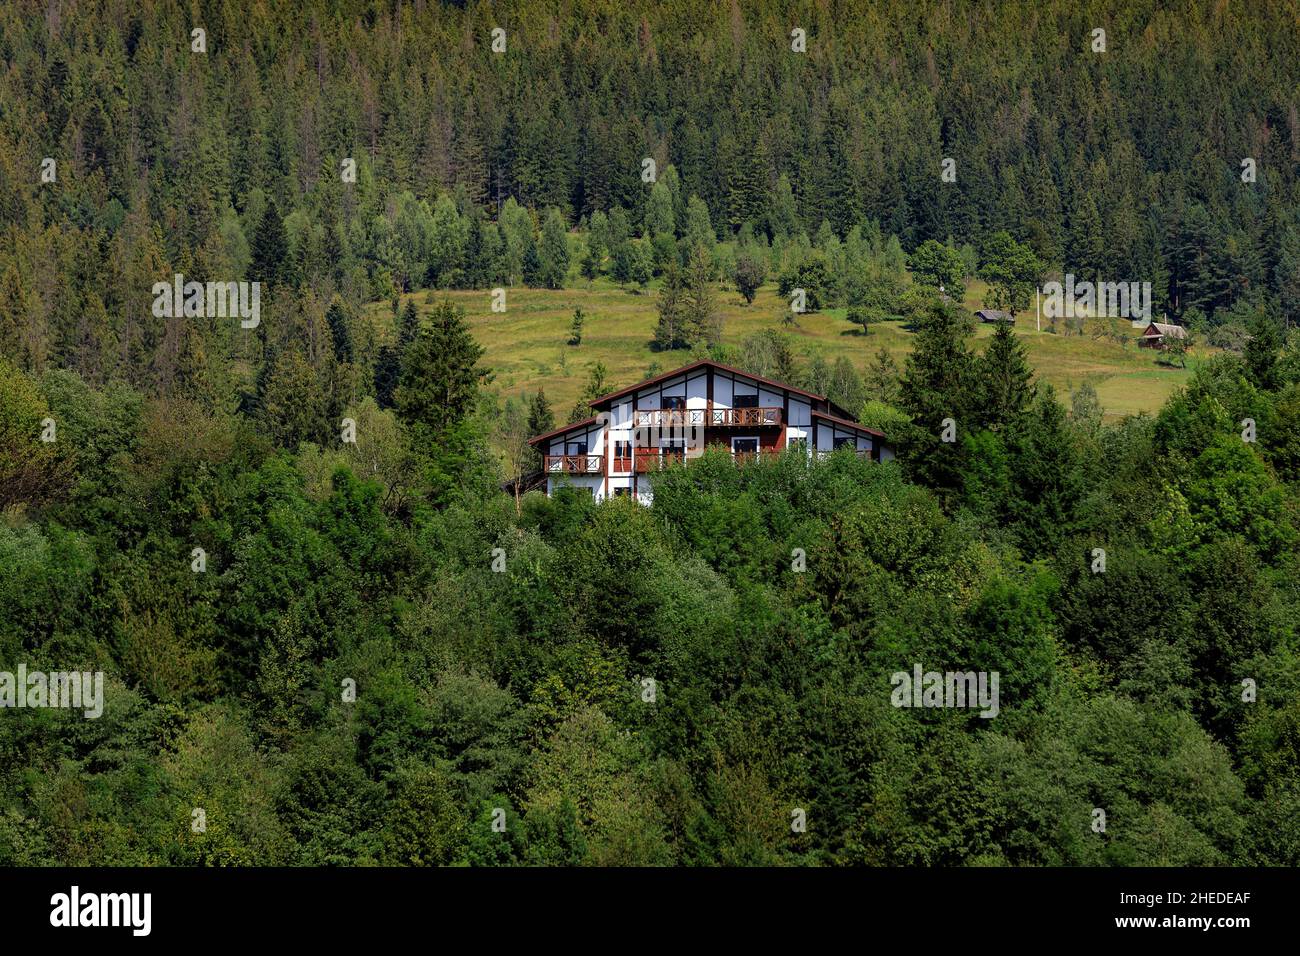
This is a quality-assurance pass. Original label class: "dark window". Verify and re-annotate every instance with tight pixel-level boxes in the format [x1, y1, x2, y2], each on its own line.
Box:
[565, 441, 588, 456]
[662, 396, 686, 410]
[833, 436, 855, 450]
[733, 393, 759, 408]
[613, 487, 630, 497]
[733, 437, 760, 455]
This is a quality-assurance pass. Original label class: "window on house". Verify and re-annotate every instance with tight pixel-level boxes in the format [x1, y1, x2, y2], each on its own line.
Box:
[733, 393, 759, 408]
[833, 436, 855, 450]
[662, 395, 686, 410]
[565, 440, 588, 456]
[732, 437, 760, 455]
[659, 437, 687, 462]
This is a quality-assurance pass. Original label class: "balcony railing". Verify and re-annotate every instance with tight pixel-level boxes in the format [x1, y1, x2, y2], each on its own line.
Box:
[634, 449, 688, 472]
[710, 406, 781, 427]
[632, 403, 782, 428]
[545, 454, 602, 474]
[633, 407, 706, 427]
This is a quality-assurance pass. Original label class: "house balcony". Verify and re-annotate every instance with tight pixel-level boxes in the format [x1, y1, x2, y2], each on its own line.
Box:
[632, 445, 784, 471]
[709, 405, 781, 427]
[632, 403, 782, 428]
[633, 407, 707, 428]
[634, 448, 690, 472]
[545, 454, 602, 474]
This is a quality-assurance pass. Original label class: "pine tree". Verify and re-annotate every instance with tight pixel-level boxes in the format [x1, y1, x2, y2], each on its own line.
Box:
[526, 388, 555, 469]
[681, 244, 720, 346]
[398, 300, 420, 350]
[395, 301, 487, 442]
[978, 323, 1036, 430]
[897, 301, 978, 492]
[1244, 312, 1282, 391]
[538, 209, 570, 289]
[654, 263, 688, 350]
[1005, 386, 1083, 557]
[251, 199, 288, 287]
[326, 299, 353, 364]
[865, 347, 900, 405]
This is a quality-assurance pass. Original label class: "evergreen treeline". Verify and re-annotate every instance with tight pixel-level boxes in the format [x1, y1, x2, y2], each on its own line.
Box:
[2, 1, 1300, 867]
[4, 0, 1300, 401]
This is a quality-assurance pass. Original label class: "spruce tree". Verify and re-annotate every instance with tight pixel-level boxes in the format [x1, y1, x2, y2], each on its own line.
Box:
[538, 208, 570, 289]
[374, 347, 401, 410]
[897, 301, 978, 492]
[1005, 386, 1083, 557]
[519, 388, 554, 472]
[326, 299, 353, 364]
[654, 263, 688, 350]
[395, 301, 487, 442]
[682, 244, 720, 346]
[398, 300, 420, 350]
[978, 322, 1036, 430]
[1244, 312, 1282, 391]
[865, 347, 901, 404]
[251, 198, 288, 286]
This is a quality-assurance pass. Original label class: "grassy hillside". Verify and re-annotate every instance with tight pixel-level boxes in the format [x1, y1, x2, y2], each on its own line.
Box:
[365, 271, 1203, 423]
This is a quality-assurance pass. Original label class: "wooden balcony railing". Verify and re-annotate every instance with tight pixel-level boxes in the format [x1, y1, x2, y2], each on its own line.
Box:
[544, 454, 602, 474]
[634, 449, 688, 472]
[633, 407, 706, 427]
[632, 403, 782, 428]
[709, 406, 781, 426]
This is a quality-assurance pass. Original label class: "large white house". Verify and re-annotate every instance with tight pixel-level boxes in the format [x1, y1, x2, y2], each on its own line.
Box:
[527, 359, 893, 503]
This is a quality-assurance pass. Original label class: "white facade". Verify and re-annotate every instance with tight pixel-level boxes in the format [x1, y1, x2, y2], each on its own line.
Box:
[532, 361, 893, 504]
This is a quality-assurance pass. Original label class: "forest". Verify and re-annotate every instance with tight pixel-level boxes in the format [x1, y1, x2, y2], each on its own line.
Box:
[1, 0, 1299, 866]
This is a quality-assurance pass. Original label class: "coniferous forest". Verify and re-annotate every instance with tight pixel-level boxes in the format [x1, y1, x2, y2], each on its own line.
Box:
[2, 0, 1300, 872]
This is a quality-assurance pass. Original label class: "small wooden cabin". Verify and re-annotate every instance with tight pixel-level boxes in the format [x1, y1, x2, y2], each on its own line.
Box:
[1139, 322, 1187, 349]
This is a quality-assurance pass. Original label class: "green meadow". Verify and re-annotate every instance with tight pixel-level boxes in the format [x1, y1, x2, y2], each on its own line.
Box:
[366, 270, 1200, 423]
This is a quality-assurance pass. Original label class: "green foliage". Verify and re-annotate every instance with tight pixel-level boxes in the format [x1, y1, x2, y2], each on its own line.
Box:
[978, 231, 1043, 317]
[4, 0, 1300, 871]
[909, 240, 965, 298]
[733, 250, 766, 304]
